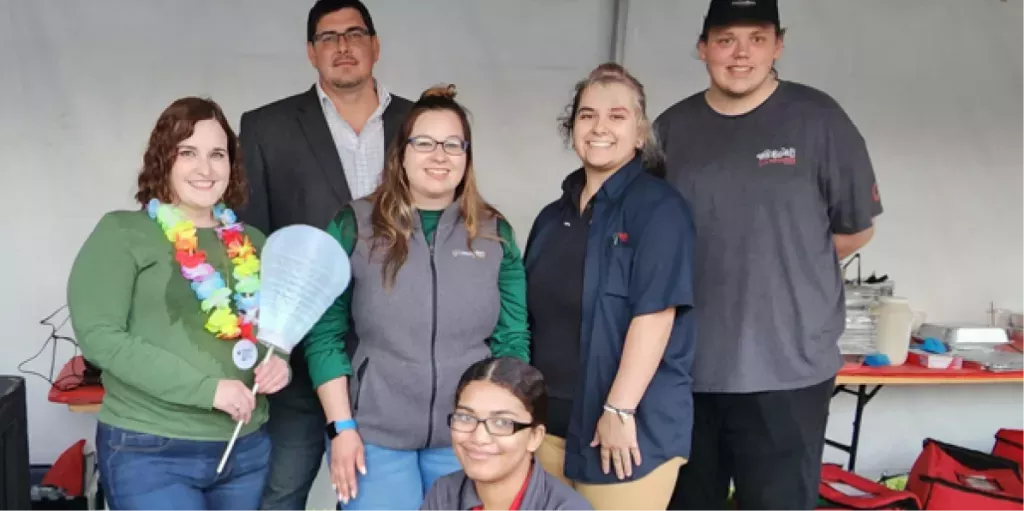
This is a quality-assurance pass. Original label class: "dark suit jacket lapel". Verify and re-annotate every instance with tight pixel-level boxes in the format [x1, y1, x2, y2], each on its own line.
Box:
[382, 103, 404, 151]
[296, 86, 352, 203]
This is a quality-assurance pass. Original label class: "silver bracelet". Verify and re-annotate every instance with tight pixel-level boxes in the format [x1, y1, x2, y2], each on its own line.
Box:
[603, 403, 635, 423]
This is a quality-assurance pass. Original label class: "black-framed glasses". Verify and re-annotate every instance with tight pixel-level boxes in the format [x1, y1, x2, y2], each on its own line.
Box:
[314, 28, 371, 46]
[448, 412, 533, 437]
[408, 135, 469, 156]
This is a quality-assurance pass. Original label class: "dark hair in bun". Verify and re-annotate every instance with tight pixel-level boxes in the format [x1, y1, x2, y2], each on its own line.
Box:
[454, 357, 548, 426]
[368, 82, 505, 289]
[418, 83, 458, 102]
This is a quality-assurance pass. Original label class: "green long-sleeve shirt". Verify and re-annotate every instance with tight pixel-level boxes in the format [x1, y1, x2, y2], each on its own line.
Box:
[67, 210, 271, 440]
[306, 208, 530, 389]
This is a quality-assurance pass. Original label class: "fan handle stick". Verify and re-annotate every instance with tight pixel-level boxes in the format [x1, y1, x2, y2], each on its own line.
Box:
[216, 347, 275, 474]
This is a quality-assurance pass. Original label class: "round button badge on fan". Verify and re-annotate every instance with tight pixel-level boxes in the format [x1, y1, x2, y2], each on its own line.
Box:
[233, 340, 259, 370]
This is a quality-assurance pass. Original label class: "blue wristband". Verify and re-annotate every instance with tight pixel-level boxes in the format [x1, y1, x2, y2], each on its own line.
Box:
[326, 419, 357, 439]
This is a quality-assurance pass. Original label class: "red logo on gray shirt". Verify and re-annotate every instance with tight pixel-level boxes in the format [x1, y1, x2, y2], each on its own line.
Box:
[756, 147, 797, 166]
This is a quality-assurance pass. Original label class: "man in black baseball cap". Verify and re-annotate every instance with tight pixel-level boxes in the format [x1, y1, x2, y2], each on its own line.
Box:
[701, 0, 780, 37]
[656, 0, 883, 509]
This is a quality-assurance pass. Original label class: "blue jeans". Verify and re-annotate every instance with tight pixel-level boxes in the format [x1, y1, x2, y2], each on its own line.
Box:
[96, 422, 271, 510]
[326, 441, 462, 510]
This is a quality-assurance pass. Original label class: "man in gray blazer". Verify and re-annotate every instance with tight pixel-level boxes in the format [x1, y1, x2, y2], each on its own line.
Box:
[237, 1, 411, 508]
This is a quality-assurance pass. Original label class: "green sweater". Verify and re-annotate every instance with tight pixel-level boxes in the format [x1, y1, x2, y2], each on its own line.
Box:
[306, 208, 530, 389]
[67, 210, 271, 440]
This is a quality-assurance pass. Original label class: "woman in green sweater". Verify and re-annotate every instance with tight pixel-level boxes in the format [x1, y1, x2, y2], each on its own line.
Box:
[304, 84, 531, 510]
[67, 97, 291, 510]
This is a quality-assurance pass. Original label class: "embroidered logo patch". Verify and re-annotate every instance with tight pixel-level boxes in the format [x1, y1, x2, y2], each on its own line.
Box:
[756, 147, 797, 166]
[452, 249, 486, 259]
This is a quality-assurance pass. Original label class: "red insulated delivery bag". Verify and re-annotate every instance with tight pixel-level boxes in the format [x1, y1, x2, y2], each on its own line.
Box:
[992, 428, 1023, 471]
[907, 438, 1023, 509]
[818, 464, 921, 509]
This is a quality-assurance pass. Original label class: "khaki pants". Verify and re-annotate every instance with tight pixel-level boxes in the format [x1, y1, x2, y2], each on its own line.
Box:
[535, 435, 685, 510]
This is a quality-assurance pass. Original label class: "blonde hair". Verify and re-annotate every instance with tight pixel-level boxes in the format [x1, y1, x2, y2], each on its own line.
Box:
[558, 62, 664, 172]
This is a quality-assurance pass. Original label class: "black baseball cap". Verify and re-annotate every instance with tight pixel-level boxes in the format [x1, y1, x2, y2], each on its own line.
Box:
[701, 0, 780, 36]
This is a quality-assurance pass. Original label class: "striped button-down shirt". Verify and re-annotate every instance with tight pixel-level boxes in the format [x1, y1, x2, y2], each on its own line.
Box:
[316, 80, 393, 199]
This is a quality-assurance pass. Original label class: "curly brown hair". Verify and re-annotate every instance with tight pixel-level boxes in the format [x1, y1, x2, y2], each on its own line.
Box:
[134, 97, 247, 209]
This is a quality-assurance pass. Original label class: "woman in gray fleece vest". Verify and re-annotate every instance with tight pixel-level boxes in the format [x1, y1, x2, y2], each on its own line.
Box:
[304, 84, 531, 510]
[421, 357, 592, 510]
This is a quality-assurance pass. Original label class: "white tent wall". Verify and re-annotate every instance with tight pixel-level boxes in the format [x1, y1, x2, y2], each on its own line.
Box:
[1, 1, 615, 505]
[0, 0, 1020, 506]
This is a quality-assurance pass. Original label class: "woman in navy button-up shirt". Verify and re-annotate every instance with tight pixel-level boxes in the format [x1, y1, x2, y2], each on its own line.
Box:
[523, 62, 697, 510]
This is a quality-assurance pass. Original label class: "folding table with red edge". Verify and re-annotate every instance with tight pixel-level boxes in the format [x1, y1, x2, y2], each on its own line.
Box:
[827, 362, 1023, 472]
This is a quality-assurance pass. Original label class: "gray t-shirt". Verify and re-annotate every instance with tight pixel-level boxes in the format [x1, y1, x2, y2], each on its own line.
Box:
[421, 464, 593, 510]
[655, 81, 883, 393]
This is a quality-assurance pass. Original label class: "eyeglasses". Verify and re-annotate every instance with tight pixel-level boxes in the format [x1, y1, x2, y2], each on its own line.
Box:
[408, 135, 469, 156]
[448, 412, 533, 437]
[313, 28, 371, 47]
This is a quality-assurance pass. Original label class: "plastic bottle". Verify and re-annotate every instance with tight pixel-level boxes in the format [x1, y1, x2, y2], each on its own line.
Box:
[874, 296, 915, 365]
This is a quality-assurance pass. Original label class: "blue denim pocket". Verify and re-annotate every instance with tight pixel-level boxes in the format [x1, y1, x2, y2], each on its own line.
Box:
[104, 426, 174, 453]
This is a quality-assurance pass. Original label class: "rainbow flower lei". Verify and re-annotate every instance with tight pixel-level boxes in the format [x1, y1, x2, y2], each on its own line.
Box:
[147, 199, 260, 342]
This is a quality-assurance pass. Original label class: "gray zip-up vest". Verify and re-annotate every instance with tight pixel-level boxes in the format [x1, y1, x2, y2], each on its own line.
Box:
[347, 198, 502, 450]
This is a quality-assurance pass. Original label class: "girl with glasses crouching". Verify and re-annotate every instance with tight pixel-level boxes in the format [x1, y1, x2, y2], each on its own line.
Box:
[422, 357, 592, 510]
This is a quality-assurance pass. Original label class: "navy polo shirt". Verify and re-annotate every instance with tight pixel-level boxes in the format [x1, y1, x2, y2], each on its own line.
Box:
[524, 156, 697, 484]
